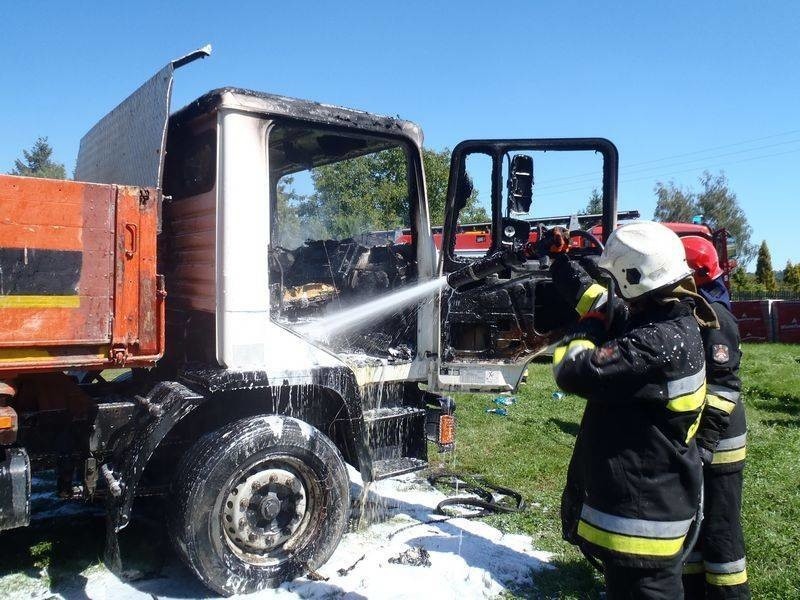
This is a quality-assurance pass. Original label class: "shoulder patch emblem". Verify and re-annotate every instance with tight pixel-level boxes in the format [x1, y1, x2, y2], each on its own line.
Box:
[712, 344, 730, 364]
[592, 342, 621, 366]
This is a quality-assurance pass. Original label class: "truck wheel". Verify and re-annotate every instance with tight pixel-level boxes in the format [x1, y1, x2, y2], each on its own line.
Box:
[168, 415, 349, 596]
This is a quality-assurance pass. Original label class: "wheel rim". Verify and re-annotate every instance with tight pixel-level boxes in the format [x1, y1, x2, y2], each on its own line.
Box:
[219, 456, 313, 565]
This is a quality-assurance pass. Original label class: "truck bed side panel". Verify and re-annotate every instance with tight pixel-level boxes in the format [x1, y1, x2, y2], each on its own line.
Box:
[0, 175, 162, 374]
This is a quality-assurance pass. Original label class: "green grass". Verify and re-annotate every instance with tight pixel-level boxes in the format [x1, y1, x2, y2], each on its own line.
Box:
[430, 343, 800, 598]
[0, 514, 105, 597]
[0, 493, 169, 598]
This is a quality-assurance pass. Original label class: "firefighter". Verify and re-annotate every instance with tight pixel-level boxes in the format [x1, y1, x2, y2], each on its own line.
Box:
[680, 235, 749, 600]
[552, 221, 713, 598]
[551, 231, 750, 598]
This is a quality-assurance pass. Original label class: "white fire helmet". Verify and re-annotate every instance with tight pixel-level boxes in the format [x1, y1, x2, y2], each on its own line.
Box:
[597, 221, 692, 300]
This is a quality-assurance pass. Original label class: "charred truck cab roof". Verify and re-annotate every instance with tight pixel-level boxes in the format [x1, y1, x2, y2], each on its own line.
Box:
[171, 87, 425, 146]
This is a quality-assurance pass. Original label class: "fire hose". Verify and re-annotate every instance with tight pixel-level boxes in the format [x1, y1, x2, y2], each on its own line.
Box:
[445, 248, 530, 290]
[427, 470, 525, 517]
[445, 225, 602, 291]
[386, 470, 525, 541]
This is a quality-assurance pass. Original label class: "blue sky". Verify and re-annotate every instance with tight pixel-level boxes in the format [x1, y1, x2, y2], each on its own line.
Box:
[3, 1, 798, 268]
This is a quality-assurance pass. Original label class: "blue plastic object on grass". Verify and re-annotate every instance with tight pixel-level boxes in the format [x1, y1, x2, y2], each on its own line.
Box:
[485, 407, 508, 416]
[552, 391, 566, 400]
[493, 396, 517, 406]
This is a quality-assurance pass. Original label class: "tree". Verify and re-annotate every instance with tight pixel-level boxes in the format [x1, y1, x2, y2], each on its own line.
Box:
[730, 266, 754, 293]
[783, 260, 800, 292]
[308, 148, 410, 237]
[10, 137, 66, 179]
[653, 171, 755, 266]
[273, 176, 308, 249]
[301, 147, 486, 239]
[694, 172, 755, 266]
[755, 241, 778, 293]
[416, 148, 487, 224]
[421, 148, 450, 225]
[579, 188, 603, 215]
[653, 181, 696, 223]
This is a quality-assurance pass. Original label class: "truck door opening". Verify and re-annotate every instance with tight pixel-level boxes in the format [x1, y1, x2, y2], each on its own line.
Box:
[438, 139, 618, 368]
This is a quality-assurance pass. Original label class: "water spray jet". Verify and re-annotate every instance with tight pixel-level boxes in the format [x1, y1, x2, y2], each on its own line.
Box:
[297, 249, 530, 341]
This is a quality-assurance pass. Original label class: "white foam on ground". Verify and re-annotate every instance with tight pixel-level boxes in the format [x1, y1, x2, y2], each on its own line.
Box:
[3, 468, 552, 599]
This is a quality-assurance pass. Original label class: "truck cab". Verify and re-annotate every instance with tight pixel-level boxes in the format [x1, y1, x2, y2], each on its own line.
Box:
[0, 49, 619, 596]
[160, 87, 439, 387]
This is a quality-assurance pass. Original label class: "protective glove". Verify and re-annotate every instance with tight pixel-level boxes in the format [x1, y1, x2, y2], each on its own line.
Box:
[555, 311, 607, 353]
[537, 226, 571, 255]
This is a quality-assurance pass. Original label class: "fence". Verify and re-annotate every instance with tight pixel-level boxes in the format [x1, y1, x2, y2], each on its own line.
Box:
[731, 290, 800, 301]
[731, 299, 800, 343]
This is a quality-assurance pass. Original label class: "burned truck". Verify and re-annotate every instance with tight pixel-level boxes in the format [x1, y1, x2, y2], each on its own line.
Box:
[0, 48, 618, 595]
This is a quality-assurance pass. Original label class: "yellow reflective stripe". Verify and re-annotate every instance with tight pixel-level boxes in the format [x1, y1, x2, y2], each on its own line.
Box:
[712, 446, 747, 465]
[0, 347, 108, 362]
[553, 345, 567, 366]
[706, 570, 747, 586]
[0, 295, 80, 308]
[683, 563, 704, 575]
[553, 339, 596, 366]
[568, 339, 596, 354]
[706, 394, 736, 414]
[576, 283, 606, 316]
[667, 384, 706, 412]
[0, 348, 51, 361]
[577, 520, 685, 557]
[686, 406, 704, 442]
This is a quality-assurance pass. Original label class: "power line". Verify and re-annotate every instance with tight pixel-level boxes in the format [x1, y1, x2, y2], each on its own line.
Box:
[535, 137, 800, 192]
[620, 128, 800, 168]
[533, 128, 800, 189]
[533, 146, 800, 200]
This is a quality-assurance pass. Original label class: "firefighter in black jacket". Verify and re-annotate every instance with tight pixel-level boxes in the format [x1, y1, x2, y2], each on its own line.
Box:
[680, 235, 749, 599]
[552, 221, 712, 598]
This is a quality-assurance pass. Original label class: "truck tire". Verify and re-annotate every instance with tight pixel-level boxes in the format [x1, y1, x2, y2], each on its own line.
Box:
[168, 415, 349, 596]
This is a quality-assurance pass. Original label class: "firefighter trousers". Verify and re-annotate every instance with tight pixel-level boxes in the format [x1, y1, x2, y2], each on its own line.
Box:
[683, 468, 749, 599]
[604, 560, 684, 599]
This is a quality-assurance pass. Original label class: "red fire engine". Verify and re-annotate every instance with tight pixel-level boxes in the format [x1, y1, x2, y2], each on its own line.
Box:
[396, 210, 734, 286]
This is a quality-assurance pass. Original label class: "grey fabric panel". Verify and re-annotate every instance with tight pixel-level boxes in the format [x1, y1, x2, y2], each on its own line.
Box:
[707, 385, 741, 402]
[580, 504, 693, 539]
[75, 63, 174, 188]
[666, 368, 706, 397]
[716, 433, 747, 451]
[704, 558, 746, 574]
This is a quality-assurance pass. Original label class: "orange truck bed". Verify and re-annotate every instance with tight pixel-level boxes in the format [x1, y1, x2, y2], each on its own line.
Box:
[0, 175, 163, 375]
